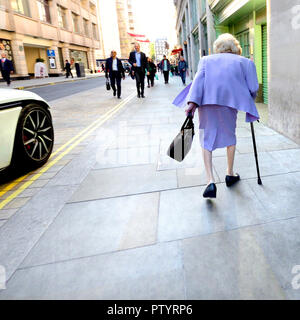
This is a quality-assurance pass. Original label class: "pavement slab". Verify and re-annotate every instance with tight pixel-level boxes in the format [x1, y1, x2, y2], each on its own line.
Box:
[69, 164, 177, 203]
[213, 151, 289, 180]
[181, 227, 287, 300]
[157, 181, 268, 242]
[0, 241, 185, 300]
[21, 192, 160, 267]
[0, 185, 78, 281]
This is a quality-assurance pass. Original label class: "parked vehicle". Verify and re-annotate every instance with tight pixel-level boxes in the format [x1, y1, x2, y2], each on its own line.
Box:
[0, 88, 54, 173]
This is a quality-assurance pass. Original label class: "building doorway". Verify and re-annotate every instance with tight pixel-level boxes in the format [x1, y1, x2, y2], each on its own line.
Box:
[24, 46, 48, 75]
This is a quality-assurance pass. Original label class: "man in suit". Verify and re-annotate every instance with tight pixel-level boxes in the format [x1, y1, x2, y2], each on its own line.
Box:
[128, 43, 149, 98]
[105, 50, 125, 99]
[0, 52, 14, 86]
[65, 60, 73, 78]
[160, 55, 171, 84]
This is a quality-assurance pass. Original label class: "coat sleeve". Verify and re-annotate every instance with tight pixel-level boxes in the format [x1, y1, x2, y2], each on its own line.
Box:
[186, 57, 206, 107]
[246, 59, 259, 100]
[119, 60, 125, 77]
[128, 52, 134, 66]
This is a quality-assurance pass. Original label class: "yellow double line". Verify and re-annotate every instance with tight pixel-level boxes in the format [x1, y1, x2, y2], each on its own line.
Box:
[0, 92, 136, 210]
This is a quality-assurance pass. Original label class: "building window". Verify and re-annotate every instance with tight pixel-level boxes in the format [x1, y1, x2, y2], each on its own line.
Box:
[11, 0, 31, 17]
[57, 5, 67, 29]
[37, 0, 51, 23]
[72, 12, 80, 33]
[236, 30, 250, 58]
[190, 0, 198, 28]
[0, 0, 7, 10]
[83, 18, 89, 37]
[92, 23, 98, 40]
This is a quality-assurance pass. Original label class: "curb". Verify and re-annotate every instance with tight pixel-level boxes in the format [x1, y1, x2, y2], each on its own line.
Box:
[8, 74, 105, 90]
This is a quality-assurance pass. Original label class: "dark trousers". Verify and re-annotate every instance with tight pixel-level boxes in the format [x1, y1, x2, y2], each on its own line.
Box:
[134, 67, 145, 96]
[179, 70, 186, 84]
[66, 69, 73, 78]
[147, 73, 155, 87]
[163, 71, 169, 83]
[110, 71, 122, 97]
[1, 70, 11, 85]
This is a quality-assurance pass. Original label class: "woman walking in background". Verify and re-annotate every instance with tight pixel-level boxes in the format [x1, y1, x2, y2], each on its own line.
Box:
[173, 33, 259, 199]
[147, 57, 157, 88]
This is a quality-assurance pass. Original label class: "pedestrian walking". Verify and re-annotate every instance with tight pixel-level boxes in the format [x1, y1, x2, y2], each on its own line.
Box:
[147, 57, 157, 88]
[157, 62, 160, 73]
[101, 63, 105, 72]
[0, 52, 14, 86]
[174, 65, 179, 76]
[160, 55, 171, 84]
[129, 43, 149, 98]
[170, 64, 175, 76]
[172, 33, 259, 198]
[105, 50, 125, 99]
[64, 60, 73, 78]
[178, 56, 188, 85]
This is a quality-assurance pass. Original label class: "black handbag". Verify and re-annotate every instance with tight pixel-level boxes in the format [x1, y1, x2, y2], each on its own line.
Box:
[106, 78, 111, 90]
[167, 113, 195, 162]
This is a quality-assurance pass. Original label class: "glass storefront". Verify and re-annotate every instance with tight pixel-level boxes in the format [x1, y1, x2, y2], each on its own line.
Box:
[70, 50, 89, 69]
[0, 39, 15, 70]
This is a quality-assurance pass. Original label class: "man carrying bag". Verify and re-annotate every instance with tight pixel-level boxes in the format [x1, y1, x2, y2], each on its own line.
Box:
[105, 50, 125, 99]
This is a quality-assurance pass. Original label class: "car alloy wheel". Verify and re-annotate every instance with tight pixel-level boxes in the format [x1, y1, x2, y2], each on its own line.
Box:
[22, 108, 54, 161]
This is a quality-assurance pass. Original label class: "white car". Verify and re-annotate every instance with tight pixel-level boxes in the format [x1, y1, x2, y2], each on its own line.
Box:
[0, 88, 54, 172]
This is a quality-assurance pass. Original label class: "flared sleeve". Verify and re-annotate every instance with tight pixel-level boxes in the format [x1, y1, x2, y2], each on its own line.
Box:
[246, 59, 259, 100]
[186, 57, 206, 107]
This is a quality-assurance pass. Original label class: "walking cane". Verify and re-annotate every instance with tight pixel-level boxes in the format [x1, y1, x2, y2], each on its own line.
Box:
[250, 121, 262, 185]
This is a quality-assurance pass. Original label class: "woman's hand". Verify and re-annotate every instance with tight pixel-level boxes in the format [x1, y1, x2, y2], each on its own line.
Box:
[185, 102, 198, 117]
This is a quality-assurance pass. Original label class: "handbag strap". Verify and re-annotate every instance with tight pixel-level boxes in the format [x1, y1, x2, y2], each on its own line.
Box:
[181, 114, 194, 132]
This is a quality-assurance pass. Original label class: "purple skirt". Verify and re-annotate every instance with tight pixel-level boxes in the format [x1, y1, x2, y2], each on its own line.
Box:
[198, 105, 237, 151]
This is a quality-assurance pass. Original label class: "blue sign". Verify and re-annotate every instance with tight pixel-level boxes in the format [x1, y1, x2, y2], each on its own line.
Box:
[47, 50, 55, 57]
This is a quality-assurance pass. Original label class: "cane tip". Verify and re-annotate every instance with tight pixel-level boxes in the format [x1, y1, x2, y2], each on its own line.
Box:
[258, 178, 262, 185]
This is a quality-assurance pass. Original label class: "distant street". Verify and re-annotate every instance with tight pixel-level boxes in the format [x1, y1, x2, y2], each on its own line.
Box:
[28, 76, 107, 101]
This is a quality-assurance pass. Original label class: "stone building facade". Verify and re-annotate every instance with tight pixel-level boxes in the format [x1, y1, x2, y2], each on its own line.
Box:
[0, 0, 103, 78]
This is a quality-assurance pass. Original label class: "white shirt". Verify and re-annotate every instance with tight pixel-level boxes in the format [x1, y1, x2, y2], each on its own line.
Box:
[112, 58, 118, 71]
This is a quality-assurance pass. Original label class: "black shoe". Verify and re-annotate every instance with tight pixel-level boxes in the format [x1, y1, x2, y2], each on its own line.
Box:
[137, 93, 140, 98]
[225, 174, 240, 187]
[113, 90, 116, 96]
[141, 94, 145, 98]
[203, 183, 217, 198]
[118, 96, 121, 99]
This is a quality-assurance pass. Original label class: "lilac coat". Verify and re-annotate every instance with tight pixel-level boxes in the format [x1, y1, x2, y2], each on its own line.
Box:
[173, 53, 260, 122]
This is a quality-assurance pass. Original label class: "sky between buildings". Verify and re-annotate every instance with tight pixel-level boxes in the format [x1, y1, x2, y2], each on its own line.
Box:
[132, 0, 177, 46]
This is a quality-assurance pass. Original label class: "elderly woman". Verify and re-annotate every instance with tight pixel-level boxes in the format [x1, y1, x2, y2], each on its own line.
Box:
[173, 33, 259, 198]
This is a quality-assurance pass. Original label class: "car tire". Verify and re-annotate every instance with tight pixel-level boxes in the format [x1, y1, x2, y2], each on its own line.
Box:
[11, 103, 54, 170]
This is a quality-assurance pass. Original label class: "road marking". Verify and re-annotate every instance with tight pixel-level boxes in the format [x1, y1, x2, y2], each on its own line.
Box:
[0, 91, 135, 194]
[0, 92, 135, 209]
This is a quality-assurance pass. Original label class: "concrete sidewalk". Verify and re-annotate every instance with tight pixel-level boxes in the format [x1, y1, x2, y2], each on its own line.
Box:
[0, 72, 105, 90]
[0, 75, 299, 299]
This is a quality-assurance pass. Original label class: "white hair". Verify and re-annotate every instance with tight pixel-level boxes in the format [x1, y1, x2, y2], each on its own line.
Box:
[213, 33, 242, 55]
